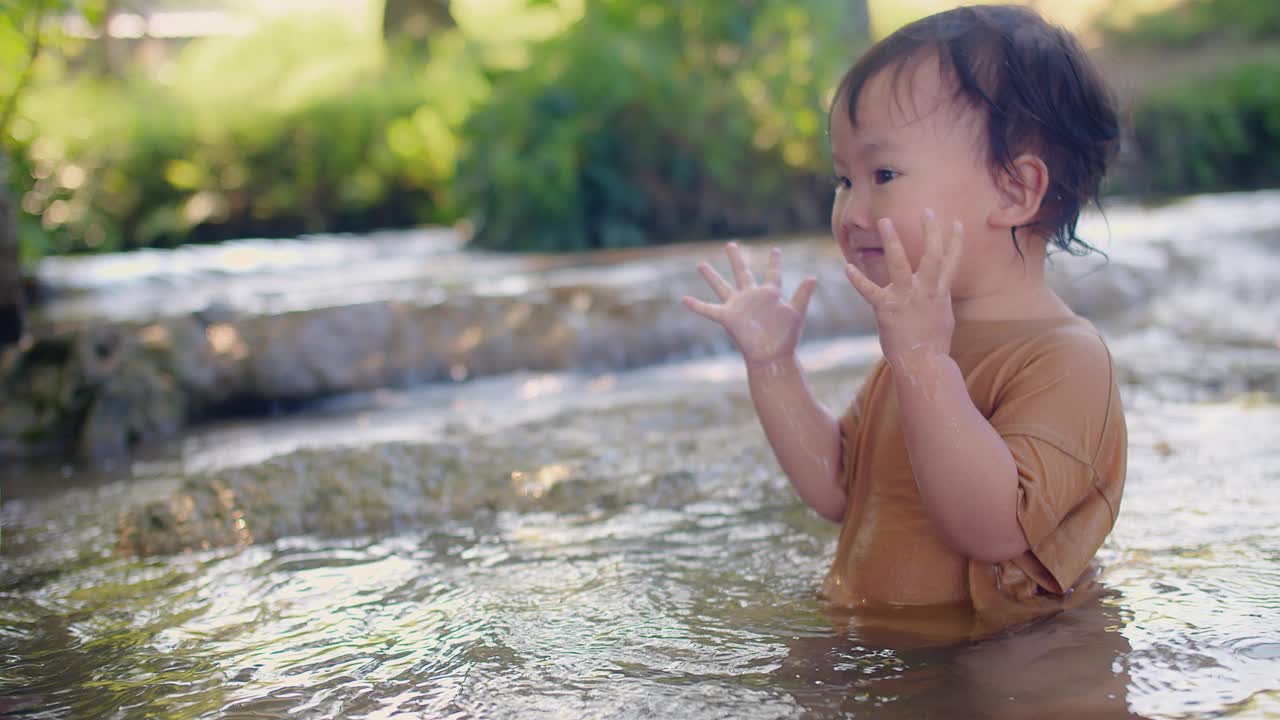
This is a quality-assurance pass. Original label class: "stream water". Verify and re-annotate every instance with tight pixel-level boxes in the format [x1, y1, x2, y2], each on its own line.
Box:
[2, 191, 1279, 718]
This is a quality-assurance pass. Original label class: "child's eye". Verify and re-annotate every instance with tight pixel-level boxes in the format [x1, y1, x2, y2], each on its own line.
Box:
[834, 175, 852, 190]
[874, 169, 899, 185]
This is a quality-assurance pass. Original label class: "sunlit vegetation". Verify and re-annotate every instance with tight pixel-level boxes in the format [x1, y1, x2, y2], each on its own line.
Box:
[458, 2, 854, 251]
[2, 0, 1278, 258]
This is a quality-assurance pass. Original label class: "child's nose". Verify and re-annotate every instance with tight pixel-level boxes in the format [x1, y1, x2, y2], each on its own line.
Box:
[838, 187, 872, 233]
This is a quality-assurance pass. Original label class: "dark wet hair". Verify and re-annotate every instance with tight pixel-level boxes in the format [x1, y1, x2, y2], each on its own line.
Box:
[833, 5, 1119, 256]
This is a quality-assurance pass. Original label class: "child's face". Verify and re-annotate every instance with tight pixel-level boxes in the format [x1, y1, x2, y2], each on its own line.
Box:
[830, 56, 1004, 293]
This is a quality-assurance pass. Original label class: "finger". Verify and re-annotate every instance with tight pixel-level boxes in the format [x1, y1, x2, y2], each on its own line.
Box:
[790, 276, 817, 316]
[726, 242, 755, 290]
[845, 263, 885, 306]
[916, 209, 944, 287]
[878, 218, 912, 286]
[765, 247, 782, 288]
[697, 262, 734, 302]
[940, 220, 965, 289]
[683, 296, 725, 322]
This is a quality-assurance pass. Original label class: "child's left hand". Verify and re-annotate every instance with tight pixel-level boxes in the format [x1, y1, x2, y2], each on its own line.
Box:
[844, 209, 964, 366]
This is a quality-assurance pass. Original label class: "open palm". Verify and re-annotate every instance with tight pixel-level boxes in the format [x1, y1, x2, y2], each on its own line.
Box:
[844, 211, 963, 364]
[683, 243, 817, 366]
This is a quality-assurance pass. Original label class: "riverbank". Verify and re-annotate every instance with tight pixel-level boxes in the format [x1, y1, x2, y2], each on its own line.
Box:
[4, 190, 1278, 464]
[1, 231, 870, 462]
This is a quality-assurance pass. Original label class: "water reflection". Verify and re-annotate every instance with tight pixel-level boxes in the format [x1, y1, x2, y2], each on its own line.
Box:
[4, 371, 1280, 718]
[777, 598, 1142, 718]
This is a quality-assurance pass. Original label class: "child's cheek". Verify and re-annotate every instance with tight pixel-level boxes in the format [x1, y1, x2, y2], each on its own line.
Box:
[949, 250, 976, 295]
[830, 193, 845, 236]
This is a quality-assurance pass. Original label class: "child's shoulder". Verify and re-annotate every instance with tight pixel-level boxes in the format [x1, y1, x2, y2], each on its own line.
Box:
[953, 314, 1112, 366]
[955, 315, 1119, 409]
[1023, 314, 1110, 350]
[999, 317, 1116, 393]
[979, 316, 1125, 451]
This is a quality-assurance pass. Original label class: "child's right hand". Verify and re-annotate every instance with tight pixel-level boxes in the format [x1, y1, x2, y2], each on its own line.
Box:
[682, 243, 818, 366]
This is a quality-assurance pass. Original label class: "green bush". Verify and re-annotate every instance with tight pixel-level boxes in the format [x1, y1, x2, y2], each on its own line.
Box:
[13, 1, 863, 256]
[12, 14, 487, 255]
[459, 1, 855, 251]
[1129, 58, 1280, 196]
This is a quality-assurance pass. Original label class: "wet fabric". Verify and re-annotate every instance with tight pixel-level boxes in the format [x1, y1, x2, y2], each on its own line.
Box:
[822, 316, 1127, 625]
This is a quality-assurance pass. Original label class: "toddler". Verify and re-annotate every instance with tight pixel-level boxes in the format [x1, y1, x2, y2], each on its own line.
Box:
[684, 4, 1126, 625]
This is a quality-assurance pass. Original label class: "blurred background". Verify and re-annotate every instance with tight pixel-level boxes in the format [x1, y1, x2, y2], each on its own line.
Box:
[2, 4, 1280, 719]
[0, 0, 1277, 459]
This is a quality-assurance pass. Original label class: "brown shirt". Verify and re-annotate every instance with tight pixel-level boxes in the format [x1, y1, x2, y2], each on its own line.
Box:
[822, 316, 1127, 623]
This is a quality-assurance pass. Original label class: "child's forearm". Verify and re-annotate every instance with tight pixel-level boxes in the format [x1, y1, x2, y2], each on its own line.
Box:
[890, 351, 1029, 563]
[745, 355, 846, 522]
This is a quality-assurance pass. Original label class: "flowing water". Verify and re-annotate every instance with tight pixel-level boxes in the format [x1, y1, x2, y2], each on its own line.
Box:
[2, 191, 1279, 719]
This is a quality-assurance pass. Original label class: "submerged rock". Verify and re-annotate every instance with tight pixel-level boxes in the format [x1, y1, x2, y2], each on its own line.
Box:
[113, 439, 602, 555]
[119, 443, 477, 555]
[114, 389, 781, 557]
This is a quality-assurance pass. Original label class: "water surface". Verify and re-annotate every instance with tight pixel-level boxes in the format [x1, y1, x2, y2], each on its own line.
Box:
[3, 192, 1279, 719]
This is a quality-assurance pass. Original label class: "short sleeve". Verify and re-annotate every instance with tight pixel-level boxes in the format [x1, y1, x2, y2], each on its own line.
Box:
[986, 330, 1127, 594]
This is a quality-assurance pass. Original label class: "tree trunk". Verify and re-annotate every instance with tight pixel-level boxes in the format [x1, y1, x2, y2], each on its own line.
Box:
[382, 0, 455, 54]
[0, 152, 23, 347]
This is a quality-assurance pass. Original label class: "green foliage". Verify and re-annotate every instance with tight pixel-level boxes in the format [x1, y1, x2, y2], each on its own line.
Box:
[1098, 0, 1280, 48]
[2, 1, 106, 270]
[1, 0, 105, 125]
[1129, 57, 1280, 195]
[12, 13, 489, 253]
[0, 10, 37, 108]
[459, 0, 855, 251]
[10, 0, 863, 256]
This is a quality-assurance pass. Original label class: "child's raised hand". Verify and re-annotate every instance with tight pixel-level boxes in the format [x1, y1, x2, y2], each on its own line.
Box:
[844, 210, 964, 365]
[683, 243, 818, 366]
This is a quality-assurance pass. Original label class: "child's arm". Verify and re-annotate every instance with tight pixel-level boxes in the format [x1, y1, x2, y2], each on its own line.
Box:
[890, 350, 1026, 563]
[683, 244, 847, 522]
[844, 212, 1029, 563]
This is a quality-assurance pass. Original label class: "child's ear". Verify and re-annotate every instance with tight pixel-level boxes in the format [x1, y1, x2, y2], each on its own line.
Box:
[988, 153, 1049, 229]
